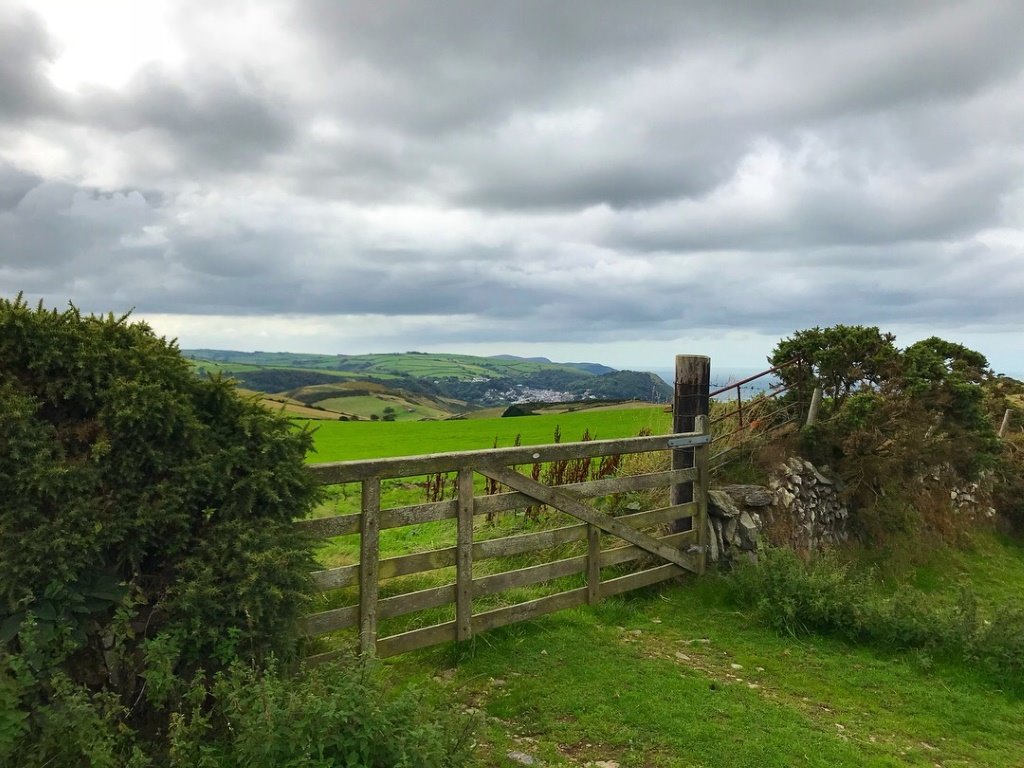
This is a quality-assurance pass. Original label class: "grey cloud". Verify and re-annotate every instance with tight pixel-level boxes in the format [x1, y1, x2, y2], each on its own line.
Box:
[0, 180, 160, 299]
[282, 0, 1024, 212]
[3, 0, 1024, 352]
[0, 9, 60, 121]
[81, 67, 297, 172]
[0, 8, 295, 177]
[0, 163, 43, 211]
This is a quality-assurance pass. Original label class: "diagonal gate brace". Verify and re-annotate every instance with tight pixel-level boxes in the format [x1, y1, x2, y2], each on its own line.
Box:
[476, 465, 699, 572]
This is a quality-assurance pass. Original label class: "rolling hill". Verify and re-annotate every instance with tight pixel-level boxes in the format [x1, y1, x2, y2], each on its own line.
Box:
[183, 349, 672, 415]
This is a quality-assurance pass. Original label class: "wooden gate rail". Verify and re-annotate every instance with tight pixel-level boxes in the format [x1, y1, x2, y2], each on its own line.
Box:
[299, 416, 710, 661]
[304, 429, 711, 484]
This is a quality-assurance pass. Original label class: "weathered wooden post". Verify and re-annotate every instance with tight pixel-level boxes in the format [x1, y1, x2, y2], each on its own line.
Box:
[694, 413, 710, 574]
[359, 478, 381, 656]
[806, 387, 823, 427]
[999, 408, 1012, 438]
[455, 468, 475, 642]
[671, 355, 710, 534]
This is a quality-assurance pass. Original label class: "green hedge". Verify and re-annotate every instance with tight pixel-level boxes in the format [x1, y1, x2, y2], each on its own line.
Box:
[0, 296, 473, 765]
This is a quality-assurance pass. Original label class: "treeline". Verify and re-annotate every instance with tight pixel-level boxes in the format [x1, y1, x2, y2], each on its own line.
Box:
[230, 368, 348, 391]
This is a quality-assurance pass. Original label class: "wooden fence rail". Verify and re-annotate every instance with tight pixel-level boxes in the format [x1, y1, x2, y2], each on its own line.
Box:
[297, 416, 711, 661]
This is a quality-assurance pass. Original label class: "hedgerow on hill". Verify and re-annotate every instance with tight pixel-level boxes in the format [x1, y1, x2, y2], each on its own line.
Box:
[0, 296, 470, 766]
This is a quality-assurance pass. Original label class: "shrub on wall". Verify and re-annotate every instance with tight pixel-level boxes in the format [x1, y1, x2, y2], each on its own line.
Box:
[770, 325, 1006, 538]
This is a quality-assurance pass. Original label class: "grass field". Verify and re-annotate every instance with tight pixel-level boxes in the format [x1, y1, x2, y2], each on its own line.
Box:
[303, 407, 673, 462]
[315, 394, 450, 421]
[296, 403, 1024, 766]
[188, 358, 371, 379]
[381, 532, 1024, 768]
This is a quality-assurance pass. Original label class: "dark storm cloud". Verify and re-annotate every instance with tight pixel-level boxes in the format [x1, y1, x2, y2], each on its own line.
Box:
[2, 0, 1024, 348]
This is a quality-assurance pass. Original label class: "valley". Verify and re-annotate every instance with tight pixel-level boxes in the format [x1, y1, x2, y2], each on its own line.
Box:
[185, 349, 673, 421]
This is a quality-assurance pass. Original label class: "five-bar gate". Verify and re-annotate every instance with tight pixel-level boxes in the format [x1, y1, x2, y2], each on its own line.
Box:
[298, 415, 711, 660]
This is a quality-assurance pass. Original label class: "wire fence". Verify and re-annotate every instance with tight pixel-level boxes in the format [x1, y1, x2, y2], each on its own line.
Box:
[705, 358, 808, 473]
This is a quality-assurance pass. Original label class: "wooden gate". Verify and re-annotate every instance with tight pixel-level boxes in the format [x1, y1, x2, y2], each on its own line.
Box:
[297, 414, 710, 661]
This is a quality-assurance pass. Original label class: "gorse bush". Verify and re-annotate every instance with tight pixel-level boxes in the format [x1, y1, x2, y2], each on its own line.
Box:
[0, 295, 473, 765]
[770, 326, 1009, 538]
[0, 295, 319, 762]
[729, 548, 1024, 691]
[0, 297, 319, 669]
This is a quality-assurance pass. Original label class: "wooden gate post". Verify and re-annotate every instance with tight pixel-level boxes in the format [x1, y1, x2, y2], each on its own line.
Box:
[694, 414, 710, 574]
[671, 355, 710, 534]
[456, 468, 475, 642]
[359, 478, 381, 656]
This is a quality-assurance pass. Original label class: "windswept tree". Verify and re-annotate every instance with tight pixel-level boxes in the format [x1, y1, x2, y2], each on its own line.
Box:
[900, 337, 998, 470]
[770, 324, 900, 406]
[783, 326, 1003, 534]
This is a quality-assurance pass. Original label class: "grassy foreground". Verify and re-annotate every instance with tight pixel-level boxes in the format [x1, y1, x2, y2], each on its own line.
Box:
[377, 533, 1024, 768]
[295, 406, 1024, 765]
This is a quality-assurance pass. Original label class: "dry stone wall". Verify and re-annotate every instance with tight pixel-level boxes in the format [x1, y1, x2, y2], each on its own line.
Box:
[923, 467, 997, 521]
[705, 457, 999, 564]
[706, 457, 849, 563]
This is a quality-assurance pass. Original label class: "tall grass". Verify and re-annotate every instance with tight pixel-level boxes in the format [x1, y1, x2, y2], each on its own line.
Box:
[729, 547, 1024, 691]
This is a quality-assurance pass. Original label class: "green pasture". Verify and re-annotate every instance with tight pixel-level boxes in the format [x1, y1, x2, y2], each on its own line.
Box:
[186, 350, 582, 381]
[295, 404, 1024, 767]
[301, 405, 674, 644]
[189, 358, 368, 380]
[333, 352, 580, 380]
[313, 395, 448, 421]
[302, 406, 671, 463]
[188, 359, 267, 375]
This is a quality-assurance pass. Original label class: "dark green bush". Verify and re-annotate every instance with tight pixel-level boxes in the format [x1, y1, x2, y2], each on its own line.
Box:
[0, 296, 475, 765]
[0, 297, 319, 671]
[0, 296, 323, 761]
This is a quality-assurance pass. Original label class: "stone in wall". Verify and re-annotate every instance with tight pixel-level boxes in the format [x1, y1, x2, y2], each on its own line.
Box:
[923, 467, 997, 520]
[706, 459, 849, 563]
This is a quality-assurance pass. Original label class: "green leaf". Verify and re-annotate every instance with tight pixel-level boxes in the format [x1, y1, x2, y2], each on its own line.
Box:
[33, 601, 58, 622]
[0, 613, 23, 644]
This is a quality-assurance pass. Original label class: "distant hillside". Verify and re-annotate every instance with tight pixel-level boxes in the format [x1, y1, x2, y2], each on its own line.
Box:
[186, 349, 579, 379]
[182, 349, 672, 408]
[492, 354, 616, 375]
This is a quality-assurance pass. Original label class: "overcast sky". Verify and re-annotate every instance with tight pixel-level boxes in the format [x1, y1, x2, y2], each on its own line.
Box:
[2, 1, 1023, 373]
